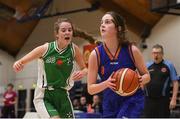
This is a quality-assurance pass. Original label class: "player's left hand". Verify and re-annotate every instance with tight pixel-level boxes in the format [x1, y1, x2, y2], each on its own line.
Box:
[138, 76, 144, 89]
[138, 75, 149, 89]
[71, 71, 85, 81]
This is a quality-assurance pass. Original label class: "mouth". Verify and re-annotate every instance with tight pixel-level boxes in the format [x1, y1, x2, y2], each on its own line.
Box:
[101, 29, 106, 33]
[155, 57, 158, 61]
[64, 37, 70, 40]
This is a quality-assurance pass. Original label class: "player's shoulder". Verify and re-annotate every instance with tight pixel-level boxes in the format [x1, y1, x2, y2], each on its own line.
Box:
[89, 49, 97, 58]
[41, 42, 49, 50]
[131, 44, 140, 53]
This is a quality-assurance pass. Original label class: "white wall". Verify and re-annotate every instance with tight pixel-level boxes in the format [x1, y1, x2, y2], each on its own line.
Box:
[0, 50, 15, 87]
[143, 15, 180, 74]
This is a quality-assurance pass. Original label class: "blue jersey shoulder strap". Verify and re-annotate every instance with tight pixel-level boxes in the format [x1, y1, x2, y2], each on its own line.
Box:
[163, 60, 178, 81]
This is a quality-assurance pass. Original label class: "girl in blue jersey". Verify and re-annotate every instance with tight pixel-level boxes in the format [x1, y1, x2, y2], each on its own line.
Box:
[87, 11, 150, 118]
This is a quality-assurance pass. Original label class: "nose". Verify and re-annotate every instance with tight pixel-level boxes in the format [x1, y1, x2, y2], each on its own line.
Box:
[100, 24, 105, 29]
[65, 30, 71, 34]
[153, 54, 157, 57]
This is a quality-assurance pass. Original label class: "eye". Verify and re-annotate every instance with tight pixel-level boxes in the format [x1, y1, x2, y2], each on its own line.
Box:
[101, 19, 113, 25]
[68, 28, 72, 32]
[60, 28, 66, 32]
[105, 20, 112, 24]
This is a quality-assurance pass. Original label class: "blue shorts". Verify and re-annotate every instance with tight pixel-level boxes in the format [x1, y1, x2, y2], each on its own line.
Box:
[103, 89, 144, 118]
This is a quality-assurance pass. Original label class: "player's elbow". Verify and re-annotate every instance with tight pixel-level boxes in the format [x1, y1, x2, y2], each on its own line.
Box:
[87, 85, 95, 95]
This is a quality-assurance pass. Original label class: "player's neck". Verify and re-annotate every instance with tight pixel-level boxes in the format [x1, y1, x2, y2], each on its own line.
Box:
[56, 40, 68, 50]
[104, 38, 119, 52]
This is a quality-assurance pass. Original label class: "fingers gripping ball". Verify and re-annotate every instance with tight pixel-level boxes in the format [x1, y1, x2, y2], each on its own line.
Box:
[112, 68, 139, 96]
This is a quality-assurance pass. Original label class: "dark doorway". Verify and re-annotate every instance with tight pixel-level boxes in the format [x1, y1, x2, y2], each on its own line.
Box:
[17, 90, 27, 118]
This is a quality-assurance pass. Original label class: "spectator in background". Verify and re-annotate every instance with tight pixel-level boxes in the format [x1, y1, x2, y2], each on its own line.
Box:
[144, 44, 179, 118]
[1, 83, 17, 118]
[79, 96, 88, 112]
[81, 84, 93, 104]
[91, 95, 103, 114]
[72, 98, 80, 110]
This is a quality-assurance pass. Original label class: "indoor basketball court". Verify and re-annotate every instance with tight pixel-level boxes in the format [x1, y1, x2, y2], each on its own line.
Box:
[0, 0, 180, 118]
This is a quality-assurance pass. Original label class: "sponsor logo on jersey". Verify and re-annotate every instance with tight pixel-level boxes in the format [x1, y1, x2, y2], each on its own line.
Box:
[110, 61, 119, 65]
[66, 112, 73, 118]
[161, 67, 167, 73]
[67, 58, 72, 65]
[56, 59, 63, 65]
[45, 56, 56, 63]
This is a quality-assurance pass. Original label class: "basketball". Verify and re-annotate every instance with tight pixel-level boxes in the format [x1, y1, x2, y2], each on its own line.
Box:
[112, 68, 139, 96]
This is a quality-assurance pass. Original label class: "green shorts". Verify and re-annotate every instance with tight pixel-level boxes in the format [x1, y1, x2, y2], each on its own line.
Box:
[43, 88, 74, 118]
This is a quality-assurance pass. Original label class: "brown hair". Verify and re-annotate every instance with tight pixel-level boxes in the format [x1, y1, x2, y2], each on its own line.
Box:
[7, 83, 14, 88]
[54, 18, 74, 39]
[106, 11, 130, 45]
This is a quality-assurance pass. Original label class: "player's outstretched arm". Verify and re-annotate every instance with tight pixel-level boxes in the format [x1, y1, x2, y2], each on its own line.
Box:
[13, 43, 48, 72]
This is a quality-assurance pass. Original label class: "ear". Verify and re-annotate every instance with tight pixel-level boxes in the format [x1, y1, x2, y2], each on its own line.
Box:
[54, 31, 58, 39]
[118, 26, 121, 31]
[54, 31, 58, 36]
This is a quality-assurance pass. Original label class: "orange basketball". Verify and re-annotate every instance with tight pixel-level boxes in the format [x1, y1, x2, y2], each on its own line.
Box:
[112, 68, 139, 96]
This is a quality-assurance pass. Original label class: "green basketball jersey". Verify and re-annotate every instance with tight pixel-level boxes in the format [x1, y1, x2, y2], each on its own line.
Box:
[38, 41, 75, 90]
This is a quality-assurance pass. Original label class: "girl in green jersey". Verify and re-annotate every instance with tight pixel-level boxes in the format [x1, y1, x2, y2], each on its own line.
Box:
[13, 18, 87, 118]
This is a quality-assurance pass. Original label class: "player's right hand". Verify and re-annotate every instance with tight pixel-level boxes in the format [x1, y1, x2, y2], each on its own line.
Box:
[13, 61, 24, 72]
[105, 72, 116, 90]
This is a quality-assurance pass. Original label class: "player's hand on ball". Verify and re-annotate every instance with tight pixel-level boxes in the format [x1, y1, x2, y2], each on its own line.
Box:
[139, 75, 148, 89]
[105, 72, 116, 90]
[138, 76, 143, 88]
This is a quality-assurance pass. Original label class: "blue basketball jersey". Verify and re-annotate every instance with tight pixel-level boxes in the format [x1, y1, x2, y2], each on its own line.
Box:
[94, 43, 144, 118]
